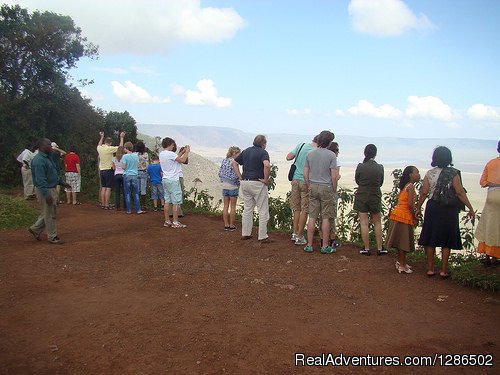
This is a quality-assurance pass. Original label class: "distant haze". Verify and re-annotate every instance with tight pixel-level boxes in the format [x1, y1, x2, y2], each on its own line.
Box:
[138, 123, 497, 210]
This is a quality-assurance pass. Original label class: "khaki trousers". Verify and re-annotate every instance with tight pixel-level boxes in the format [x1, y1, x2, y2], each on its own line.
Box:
[241, 180, 269, 240]
[30, 188, 58, 241]
[21, 167, 35, 198]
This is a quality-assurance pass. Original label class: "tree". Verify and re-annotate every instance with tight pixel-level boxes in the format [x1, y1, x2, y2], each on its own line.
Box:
[0, 4, 107, 187]
[0, 4, 98, 99]
[103, 111, 138, 144]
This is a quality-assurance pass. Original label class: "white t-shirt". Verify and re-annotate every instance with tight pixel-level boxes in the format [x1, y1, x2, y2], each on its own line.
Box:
[17, 149, 29, 164]
[426, 167, 443, 197]
[159, 149, 182, 180]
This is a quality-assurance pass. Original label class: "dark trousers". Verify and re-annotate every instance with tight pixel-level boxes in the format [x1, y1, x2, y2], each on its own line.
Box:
[114, 174, 125, 209]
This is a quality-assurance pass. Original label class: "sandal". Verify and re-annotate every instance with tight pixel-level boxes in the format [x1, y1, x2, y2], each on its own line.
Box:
[73, 201, 81, 205]
[439, 272, 450, 279]
[426, 271, 435, 277]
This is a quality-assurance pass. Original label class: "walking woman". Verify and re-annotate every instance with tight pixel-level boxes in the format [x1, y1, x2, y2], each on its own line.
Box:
[416, 146, 474, 278]
[354, 144, 386, 256]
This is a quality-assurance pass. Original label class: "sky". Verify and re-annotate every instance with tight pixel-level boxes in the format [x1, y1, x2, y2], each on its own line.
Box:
[6, 0, 500, 140]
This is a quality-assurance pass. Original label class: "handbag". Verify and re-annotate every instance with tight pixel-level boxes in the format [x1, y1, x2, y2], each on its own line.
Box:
[288, 143, 305, 181]
[433, 167, 466, 211]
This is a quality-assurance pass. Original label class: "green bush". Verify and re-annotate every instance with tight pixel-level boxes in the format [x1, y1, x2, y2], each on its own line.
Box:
[448, 254, 499, 292]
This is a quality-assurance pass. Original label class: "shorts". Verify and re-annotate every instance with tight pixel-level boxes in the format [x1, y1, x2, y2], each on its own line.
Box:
[308, 184, 335, 220]
[100, 169, 114, 188]
[162, 179, 183, 205]
[222, 188, 239, 197]
[151, 183, 165, 200]
[138, 170, 147, 195]
[65, 172, 81, 192]
[289, 179, 309, 212]
[354, 192, 382, 214]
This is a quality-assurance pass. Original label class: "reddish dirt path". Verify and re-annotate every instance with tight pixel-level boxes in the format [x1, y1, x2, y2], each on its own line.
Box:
[0, 202, 498, 374]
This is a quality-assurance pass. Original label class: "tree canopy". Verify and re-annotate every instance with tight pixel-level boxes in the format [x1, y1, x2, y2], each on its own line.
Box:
[0, 4, 137, 188]
[0, 4, 98, 99]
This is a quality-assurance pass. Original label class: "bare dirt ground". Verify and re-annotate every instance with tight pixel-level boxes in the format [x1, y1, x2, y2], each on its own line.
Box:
[0, 202, 498, 374]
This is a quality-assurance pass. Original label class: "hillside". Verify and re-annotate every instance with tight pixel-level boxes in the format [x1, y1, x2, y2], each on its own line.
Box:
[138, 133, 222, 203]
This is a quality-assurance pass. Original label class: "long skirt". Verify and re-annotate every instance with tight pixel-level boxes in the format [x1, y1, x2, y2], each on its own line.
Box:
[385, 220, 415, 252]
[418, 199, 462, 250]
[475, 188, 500, 258]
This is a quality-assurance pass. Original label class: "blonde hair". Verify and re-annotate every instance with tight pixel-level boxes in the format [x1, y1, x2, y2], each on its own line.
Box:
[226, 146, 241, 158]
[116, 146, 125, 162]
[124, 141, 133, 152]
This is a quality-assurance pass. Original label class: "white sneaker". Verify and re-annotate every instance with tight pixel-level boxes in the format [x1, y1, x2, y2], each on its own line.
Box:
[294, 236, 307, 246]
[291, 233, 297, 241]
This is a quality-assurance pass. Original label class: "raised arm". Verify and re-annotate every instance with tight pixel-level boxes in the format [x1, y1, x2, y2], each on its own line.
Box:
[175, 145, 190, 164]
[119, 131, 125, 147]
[98, 131, 104, 147]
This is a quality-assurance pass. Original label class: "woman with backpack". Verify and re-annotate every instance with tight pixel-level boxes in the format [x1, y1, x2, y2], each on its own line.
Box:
[416, 146, 474, 278]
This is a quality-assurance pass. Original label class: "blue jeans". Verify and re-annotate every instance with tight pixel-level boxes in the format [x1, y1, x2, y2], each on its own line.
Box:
[138, 170, 148, 195]
[123, 174, 141, 213]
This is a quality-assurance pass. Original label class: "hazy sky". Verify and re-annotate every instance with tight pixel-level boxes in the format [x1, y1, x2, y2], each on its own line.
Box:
[7, 0, 500, 139]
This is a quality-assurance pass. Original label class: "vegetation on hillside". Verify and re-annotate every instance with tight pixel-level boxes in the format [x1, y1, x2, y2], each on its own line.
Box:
[0, 4, 138, 189]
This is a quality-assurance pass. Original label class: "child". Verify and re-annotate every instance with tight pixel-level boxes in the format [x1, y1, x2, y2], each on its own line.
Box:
[385, 166, 420, 273]
[147, 155, 165, 211]
[219, 146, 241, 231]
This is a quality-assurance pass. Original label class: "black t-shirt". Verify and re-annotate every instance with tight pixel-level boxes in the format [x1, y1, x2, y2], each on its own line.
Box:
[234, 145, 270, 180]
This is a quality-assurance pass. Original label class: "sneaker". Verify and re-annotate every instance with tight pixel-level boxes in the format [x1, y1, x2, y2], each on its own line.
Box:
[303, 245, 313, 253]
[48, 236, 64, 244]
[28, 228, 41, 241]
[241, 235, 253, 240]
[153, 207, 159, 212]
[224, 226, 230, 231]
[171, 221, 187, 228]
[294, 236, 307, 246]
[228, 225, 237, 232]
[291, 233, 297, 241]
[321, 246, 336, 254]
[359, 249, 371, 256]
[377, 247, 388, 256]
[163, 221, 173, 227]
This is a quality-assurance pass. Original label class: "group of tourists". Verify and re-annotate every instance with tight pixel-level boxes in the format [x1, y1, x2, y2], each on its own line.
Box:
[220, 132, 499, 276]
[22, 130, 499, 276]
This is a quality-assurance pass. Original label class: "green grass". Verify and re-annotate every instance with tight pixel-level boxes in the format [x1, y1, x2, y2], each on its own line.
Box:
[449, 254, 500, 292]
[408, 249, 499, 292]
[0, 193, 38, 230]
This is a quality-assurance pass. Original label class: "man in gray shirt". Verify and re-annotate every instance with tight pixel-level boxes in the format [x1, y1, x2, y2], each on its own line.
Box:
[303, 130, 338, 254]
